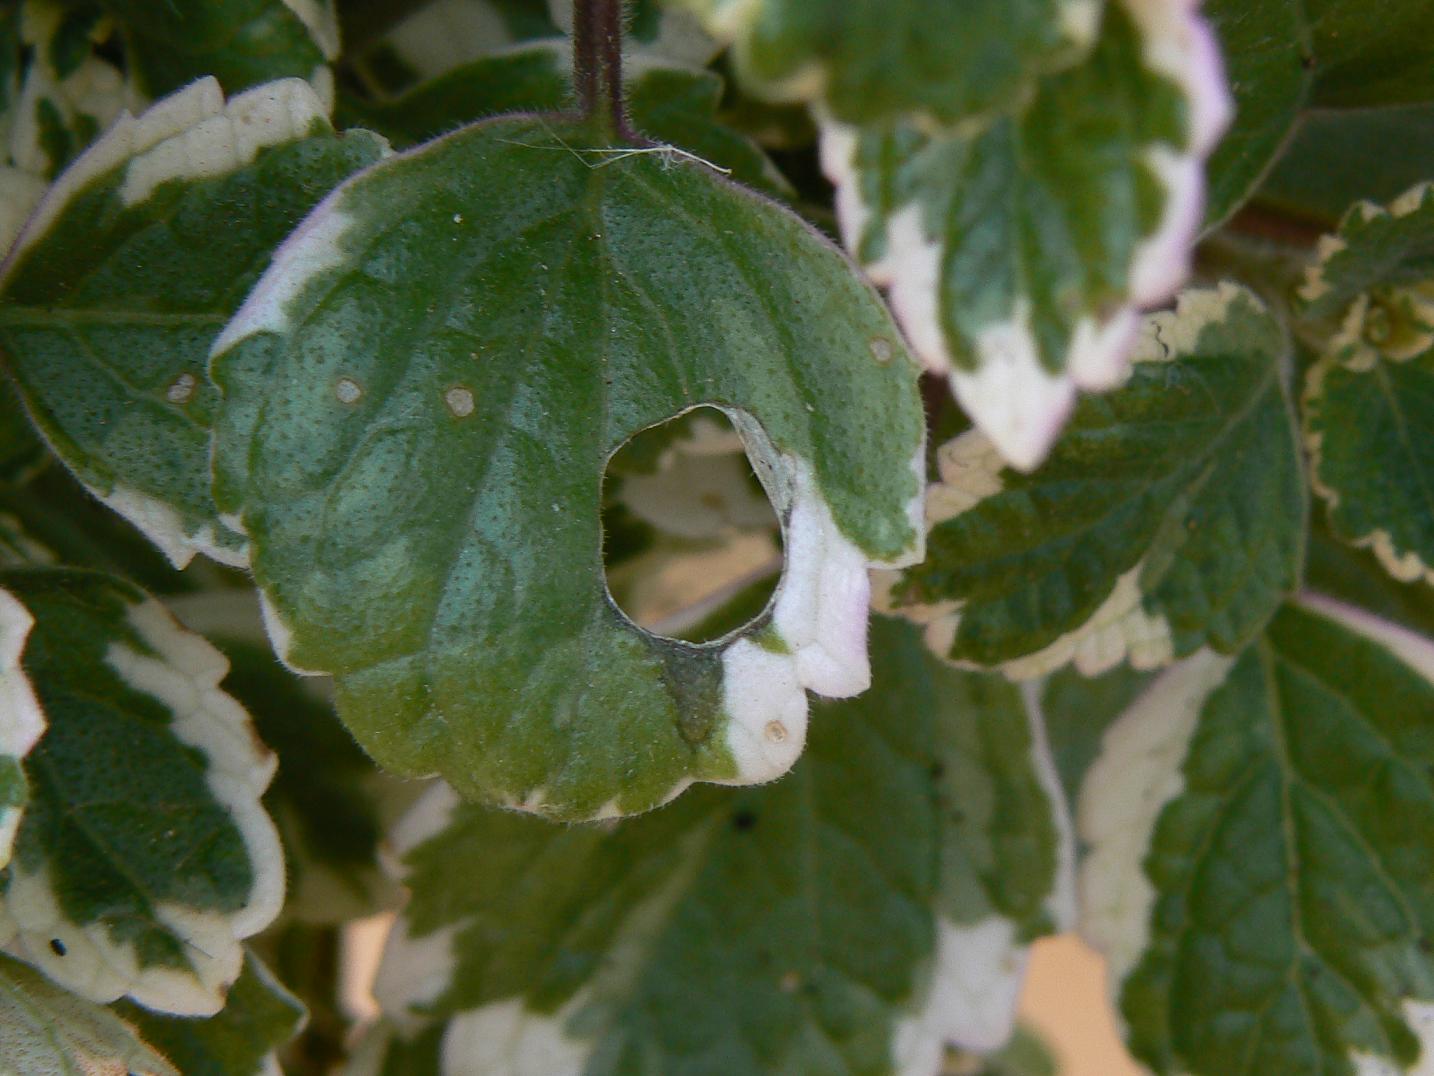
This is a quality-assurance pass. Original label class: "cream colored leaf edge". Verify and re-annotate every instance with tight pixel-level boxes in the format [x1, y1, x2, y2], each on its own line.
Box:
[0, 597, 285, 1017]
[0, 75, 351, 571]
[820, 0, 1232, 471]
[0, 588, 42, 871]
[1297, 183, 1434, 311]
[1303, 352, 1434, 586]
[676, 0, 1101, 132]
[1078, 597, 1434, 1072]
[879, 285, 1253, 681]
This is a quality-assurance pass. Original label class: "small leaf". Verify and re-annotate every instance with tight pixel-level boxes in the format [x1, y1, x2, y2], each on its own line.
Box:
[672, 0, 1103, 129]
[0, 586, 42, 870]
[0, 950, 176, 1076]
[822, 0, 1231, 468]
[115, 951, 307, 1076]
[96, 0, 339, 99]
[341, 41, 792, 197]
[0, 76, 389, 569]
[371, 618, 1071, 1070]
[886, 284, 1305, 679]
[210, 113, 925, 820]
[1, 569, 284, 1016]
[1078, 596, 1434, 1075]
[1200, 0, 1313, 227]
[1303, 343, 1434, 586]
[1298, 183, 1434, 326]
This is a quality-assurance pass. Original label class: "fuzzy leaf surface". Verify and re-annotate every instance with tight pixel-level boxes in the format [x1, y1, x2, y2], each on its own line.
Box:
[888, 285, 1304, 679]
[821, 0, 1230, 468]
[371, 617, 1069, 1073]
[1079, 598, 1434, 1075]
[0, 568, 284, 1016]
[0, 951, 175, 1076]
[674, 0, 1101, 128]
[0, 77, 388, 569]
[211, 114, 925, 820]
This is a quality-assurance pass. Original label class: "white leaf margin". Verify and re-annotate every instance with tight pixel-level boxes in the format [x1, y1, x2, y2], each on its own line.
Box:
[0, 587, 42, 870]
[0, 74, 348, 572]
[0, 594, 285, 1017]
[820, 0, 1233, 471]
[879, 284, 1259, 682]
[1075, 594, 1434, 1072]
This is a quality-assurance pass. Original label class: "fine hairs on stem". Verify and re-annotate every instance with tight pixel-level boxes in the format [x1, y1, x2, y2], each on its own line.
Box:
[572, 0, 636, 140]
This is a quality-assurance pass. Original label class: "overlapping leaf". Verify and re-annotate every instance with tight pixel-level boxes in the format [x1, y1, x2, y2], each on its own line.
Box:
[370, 618, 1071, 1073]
[0, 76, 388, 569]
[1200, 0, 1313, 227]
[0, 569, 284, 1016]
[1079, 596, 1434, 1074]
[0, 951, 175, 1076]
[671, 0, 1102, 129]
[97, 0, 339, 100]
[0, 586, 42, 870]
[885, 284, 1304, 679]
[1299, 183, 1434, 586]
[342, 40, 791, 196]
[209, 111, 925, 820]
[822, 0, 1231, 468]
[115, 952, 307, 1076]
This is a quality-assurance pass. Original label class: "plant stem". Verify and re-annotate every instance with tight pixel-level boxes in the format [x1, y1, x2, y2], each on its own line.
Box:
[573, 0, 631, 139]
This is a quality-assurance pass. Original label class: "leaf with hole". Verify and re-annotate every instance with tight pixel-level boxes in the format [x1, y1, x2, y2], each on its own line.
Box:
[210, 109, 925, 821]
[821, 0, 1231, 468]
[0, 568, 284, 1016]
[369, 617, 1071, 1072]
[885, 284, 1305, 678]
[1078, 596, 1434, 1075]
[0, 77, 388, 569]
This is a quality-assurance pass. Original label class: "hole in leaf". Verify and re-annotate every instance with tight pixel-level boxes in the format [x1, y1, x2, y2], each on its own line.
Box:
[602, 407, 782, 644]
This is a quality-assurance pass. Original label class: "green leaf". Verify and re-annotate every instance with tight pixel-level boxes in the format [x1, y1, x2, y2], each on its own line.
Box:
[1303, 343, 1434, 586]
[0, 568, 284, 1016]
[821, 0, 1231, 468]
[1306, 508, 1434, 639]
[97, 0, 338, 99]
[1298, 183, 1434, 327]
[1077, 597, 1434, 1075]
[550, 0, 720, 67]
[1200, 0, 1313, 228]
[672, 0, 1102, 129]
[341, 41, 792, 198]
[887, 284, 1305, 678]
[0, 77, 389, 570]
[115, 952, 307, 1076]
[0, 951, 176, 1076]
[354, 0, 560, 91]
[1306, 0, 1434, 109]
[371, 617, 1071, 1069]
[1256, 105, 1434, 226]
[0, 586, 42, 871]
[346, 1021, 445, 1076]
[210, 113, 925, 820]
[949, 1027, 1058, 1076]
